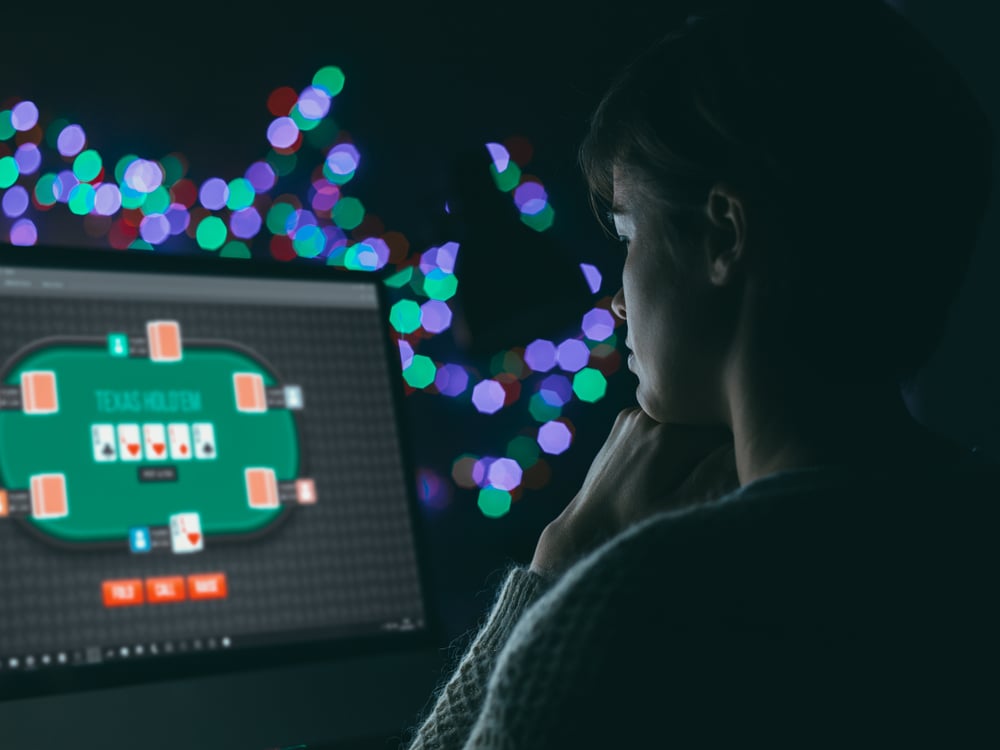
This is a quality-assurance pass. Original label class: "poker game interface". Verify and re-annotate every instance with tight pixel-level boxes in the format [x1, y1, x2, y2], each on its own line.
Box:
[0, 264, 426, 673]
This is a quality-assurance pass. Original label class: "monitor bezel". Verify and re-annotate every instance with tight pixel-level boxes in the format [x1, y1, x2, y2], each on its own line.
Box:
[0, 242, 443, 701]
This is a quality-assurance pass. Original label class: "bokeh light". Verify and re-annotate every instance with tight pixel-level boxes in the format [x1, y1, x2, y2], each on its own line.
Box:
[556, 339, 590, 372]
[537, 420, 572, 455]
[472, 380, 505, 414]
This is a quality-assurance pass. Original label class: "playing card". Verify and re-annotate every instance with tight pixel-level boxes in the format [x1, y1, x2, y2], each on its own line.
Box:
[169, 511, 203, 554]
[168, 423, 192, 461]
[192, 423, 217, 460]
[147, 320, 182, 362]
[31, 473, 68, 520]
[117, 424, 143, 461]
[92, 423, 117, 462]
[234, 373, 266, 412]
[142, 423, 168, 461]
[245, 467, 278, 509]
[22, 370, 59, 414]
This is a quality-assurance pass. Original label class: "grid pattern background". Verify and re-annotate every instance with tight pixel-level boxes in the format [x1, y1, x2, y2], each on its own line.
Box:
[0, 293, 425, 656]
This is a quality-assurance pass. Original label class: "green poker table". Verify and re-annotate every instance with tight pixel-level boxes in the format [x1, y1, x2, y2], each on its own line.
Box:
[0, 335, 301, 549]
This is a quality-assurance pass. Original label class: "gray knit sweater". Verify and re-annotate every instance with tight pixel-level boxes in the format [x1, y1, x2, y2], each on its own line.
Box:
[404, 455, 999, 748]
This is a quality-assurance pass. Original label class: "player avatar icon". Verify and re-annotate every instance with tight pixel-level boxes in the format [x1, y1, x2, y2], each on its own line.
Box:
[129, 526, 151, 554]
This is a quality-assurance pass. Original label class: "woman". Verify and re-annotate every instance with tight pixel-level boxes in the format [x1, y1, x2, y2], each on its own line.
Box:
[406, 1, 996, 746]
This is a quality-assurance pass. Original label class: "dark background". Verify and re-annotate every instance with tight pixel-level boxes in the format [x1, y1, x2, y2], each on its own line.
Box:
[1, 0, 998, 659]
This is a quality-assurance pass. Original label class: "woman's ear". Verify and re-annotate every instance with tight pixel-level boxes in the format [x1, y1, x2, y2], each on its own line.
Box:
[703, 182, 749, 288]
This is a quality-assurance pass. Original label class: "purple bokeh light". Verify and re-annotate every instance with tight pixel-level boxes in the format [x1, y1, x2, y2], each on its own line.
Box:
[165, 203, 190, 234]
[297, 86, 331, 120]
[420, 241, 459, 274]
[267, 117, 299, 149]
[10, 101, 38, 131]
[199, 178, 229, 210]
[14, 143, 41, 175]
[310, 180, 340, 212]
[539, 374, 573, 407]
[139, 214, 170, 245]
[487, 458, 523, 491]
[93, 183, 122, 215]
[556, 339, 590, 372]
[9, 218, 37, 246]
[230, 207, 262, 239]
[580, 263, 602, 294]
[472, 379, 506, 414]
[245, 161, 276, 193]
[54, 171, 79, 203]
[398, 340, 414, 369]
[123, 159, 163, 193]
[513, 181, 547, 215]
[486, 142, 510, 172]
[523, 339, 557, 372]
[471, 457, 496, 488]
[582, 308, 615, 341]
[325, 143, 360, 175]
[537, 420, 572, 455]
[57, 124, 86, 158]
[434, 364, 469, 397]
[2, 186, 29, 218]
[419, 300, 452, 334]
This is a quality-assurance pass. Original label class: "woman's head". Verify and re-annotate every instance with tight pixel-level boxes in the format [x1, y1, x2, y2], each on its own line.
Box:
[580, 0, 993, 393]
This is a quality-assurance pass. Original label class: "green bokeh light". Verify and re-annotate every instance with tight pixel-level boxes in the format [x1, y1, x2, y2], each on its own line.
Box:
[226, 178, 255, 211]
[45, 118, 68, 149]
[0, 156, 20, 188]
[422, 271, 458, 301]
[292, 225, 326, 258]
[331, 196, 364, 229]
[389, 299, 422, 334]
[528, 392, 561, 422]
[160, 154, 184, 185]
[266, 202, 295, 235]
[383, 266, 413, 288]
[520, 203, 555, 232]
[572, 367, 607, 403]
[120, 184, 147, 210]
[129, 239, 155, 251]
[322, 161, 355, 185]
[306, 118, 338, 150]
[196, 215, 227, 251]
[72, 149, 102, 182]
[0, 111, 15, 141]
[477, 487, 512, 519]
[290, 106, 321, 132]
[68, 183, 95, 215]
[507, 435, 540, 469]
[313, 66, 346, 97]
[143, 186, 170, 215]
[403, 354, 436, 389]
[266, 150, 297, 176]
[490, 162, 522, 192]
[220, 240, 251, 259]
[34, 173, 58, 206]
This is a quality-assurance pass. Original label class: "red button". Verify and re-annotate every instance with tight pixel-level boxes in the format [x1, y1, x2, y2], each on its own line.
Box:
[146, 576, 187, 604]
[187, 572, 227, 601]
[102, 579, 144, 608]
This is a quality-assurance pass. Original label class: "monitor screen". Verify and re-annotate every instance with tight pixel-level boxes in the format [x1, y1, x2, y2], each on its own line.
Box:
[0, 244, 434, 701]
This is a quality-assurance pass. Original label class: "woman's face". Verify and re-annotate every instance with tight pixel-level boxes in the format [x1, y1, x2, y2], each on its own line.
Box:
[609, 165, 731, 424]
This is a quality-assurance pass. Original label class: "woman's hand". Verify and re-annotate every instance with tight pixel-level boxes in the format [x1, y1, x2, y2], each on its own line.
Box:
[530, 408, 740, 578]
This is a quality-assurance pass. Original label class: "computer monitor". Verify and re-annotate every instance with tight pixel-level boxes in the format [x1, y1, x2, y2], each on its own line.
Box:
[0, 243, 442, 748]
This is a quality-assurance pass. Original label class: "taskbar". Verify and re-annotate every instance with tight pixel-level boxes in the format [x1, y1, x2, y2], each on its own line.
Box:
[0, 614, 424, 675]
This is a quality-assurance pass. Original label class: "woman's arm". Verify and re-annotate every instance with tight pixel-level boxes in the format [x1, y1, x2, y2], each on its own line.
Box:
[403, 566, 552, 750]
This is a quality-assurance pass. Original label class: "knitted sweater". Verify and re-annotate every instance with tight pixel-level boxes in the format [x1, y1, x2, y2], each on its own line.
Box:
[404, 452, 999, 748]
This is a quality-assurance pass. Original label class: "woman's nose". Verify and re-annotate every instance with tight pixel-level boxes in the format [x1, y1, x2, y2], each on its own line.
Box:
[611, 287, 626, 321]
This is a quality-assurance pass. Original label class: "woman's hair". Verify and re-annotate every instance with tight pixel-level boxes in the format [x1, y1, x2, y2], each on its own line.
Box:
[579, 0, 994, 385]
